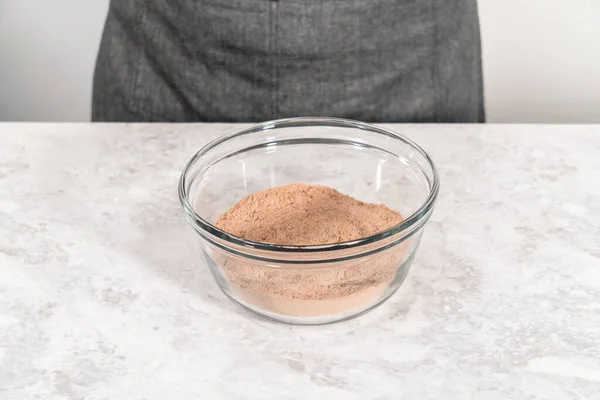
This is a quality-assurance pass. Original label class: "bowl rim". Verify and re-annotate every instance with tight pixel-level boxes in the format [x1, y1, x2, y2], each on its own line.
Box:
[178, 117, 439, 253]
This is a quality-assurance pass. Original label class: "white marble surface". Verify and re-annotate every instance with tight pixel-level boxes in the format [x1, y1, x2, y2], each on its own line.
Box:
[1, 123, 599, 399]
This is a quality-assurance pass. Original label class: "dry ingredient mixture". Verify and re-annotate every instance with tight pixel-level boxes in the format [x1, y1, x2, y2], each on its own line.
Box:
[213, 183, 407, 317]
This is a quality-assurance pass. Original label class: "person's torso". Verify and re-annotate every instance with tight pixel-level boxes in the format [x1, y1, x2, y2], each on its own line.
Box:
[108, 0, 482, 122]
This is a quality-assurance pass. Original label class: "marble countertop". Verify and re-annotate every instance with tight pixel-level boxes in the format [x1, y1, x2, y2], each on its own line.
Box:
[1, 123, 599, 399]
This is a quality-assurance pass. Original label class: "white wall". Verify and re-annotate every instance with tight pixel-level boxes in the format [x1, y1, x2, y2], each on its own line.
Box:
[478, 0, 600, 123]
[0, 0, 110, 121]
[1, 0, 600, 123]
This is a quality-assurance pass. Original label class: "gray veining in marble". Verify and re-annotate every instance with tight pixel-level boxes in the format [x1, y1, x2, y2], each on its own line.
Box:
[0, 123, 599, 399]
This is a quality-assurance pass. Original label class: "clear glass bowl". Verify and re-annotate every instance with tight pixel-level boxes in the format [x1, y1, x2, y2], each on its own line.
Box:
[179, 117, 439, 324]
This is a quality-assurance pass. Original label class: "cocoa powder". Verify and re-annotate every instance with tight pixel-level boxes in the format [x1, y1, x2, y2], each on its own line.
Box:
[216, 183, 403, 245]
[213, 183, 407, 317]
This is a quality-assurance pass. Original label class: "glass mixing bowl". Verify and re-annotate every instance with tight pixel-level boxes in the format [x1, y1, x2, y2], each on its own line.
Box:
[179, 117, 439, 324]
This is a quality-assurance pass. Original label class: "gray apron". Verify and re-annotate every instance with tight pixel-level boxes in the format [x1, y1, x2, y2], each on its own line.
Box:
[92, 0, 484, 123]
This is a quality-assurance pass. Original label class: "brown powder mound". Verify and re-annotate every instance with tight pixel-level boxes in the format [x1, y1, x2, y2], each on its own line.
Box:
[210, 183, 409, 317]
[215, 183, 403, 245]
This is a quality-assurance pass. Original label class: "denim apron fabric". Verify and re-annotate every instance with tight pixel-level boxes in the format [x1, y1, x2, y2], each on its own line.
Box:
[92, 0, 484, 122]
